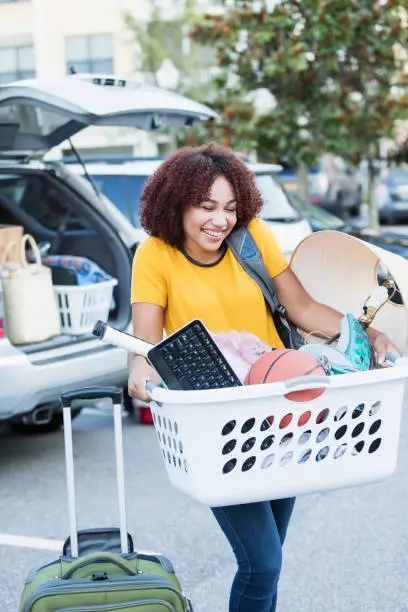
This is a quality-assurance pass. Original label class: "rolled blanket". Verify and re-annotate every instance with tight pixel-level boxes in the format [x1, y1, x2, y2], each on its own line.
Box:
[42, 255, 113, 286]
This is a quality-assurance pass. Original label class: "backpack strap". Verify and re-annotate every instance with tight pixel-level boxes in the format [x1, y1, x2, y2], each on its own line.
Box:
[225, 226, 280, 314]
[226, 225, 305, 349]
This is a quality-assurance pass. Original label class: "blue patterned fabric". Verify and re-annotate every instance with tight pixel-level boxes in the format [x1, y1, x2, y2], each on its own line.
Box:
[299, 314, 373, 375]
[239, 232, 258, 260]
[336, 313, 372, 371]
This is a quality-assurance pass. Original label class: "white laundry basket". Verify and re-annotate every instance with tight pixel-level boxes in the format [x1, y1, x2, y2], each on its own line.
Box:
[54, 278, 118, 335]
[149, 361, 408, 506]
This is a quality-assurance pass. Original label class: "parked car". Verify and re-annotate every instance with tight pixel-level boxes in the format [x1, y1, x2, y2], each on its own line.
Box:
[377, 167, 408, 224]
[277, 156, 362, 218]
[67, 159, 313, 262]
[0, 73, 216, 432]
[289, 189, 408, 253]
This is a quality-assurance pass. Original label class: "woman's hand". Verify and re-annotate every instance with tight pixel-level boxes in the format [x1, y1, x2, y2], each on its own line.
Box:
[369, 331, 401, 366]
[128, 355, 162, 402]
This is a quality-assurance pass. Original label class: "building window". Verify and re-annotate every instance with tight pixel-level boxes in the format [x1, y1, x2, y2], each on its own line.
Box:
[0, 45, 35, 85]
[65, 34, 113, 75]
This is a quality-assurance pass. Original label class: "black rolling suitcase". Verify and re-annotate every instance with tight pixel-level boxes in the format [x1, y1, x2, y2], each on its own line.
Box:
[19, 387, 193, 612]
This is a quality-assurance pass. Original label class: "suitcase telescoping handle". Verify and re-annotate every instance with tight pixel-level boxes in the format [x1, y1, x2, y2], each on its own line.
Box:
[60, 386, 127, 558]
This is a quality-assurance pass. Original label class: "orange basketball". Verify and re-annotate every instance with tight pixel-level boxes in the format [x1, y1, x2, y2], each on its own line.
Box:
[245, 349, 327, 404]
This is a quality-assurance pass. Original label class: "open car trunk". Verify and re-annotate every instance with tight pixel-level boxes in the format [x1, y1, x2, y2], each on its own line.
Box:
[0, 73, 217, 351]
[0, 74, 216, 155]
[0, 163, 133, 352]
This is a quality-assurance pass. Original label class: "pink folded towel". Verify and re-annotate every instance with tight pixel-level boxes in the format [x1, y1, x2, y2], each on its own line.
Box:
[213, 330, 273, 383]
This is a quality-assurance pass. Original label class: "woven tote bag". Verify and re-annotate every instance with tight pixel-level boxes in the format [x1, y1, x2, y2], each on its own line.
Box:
[1, 234, 61, 344]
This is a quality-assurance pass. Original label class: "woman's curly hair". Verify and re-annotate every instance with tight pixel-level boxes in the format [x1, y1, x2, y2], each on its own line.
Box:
[140, 143, 264, 247]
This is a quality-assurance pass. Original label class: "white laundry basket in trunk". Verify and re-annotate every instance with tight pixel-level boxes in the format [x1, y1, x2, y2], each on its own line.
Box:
[149, 362, 408, 506]
[54, 278, 117, 335]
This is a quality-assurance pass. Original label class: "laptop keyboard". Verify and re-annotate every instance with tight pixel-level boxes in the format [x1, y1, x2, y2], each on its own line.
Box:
[147, 320, 242, 391]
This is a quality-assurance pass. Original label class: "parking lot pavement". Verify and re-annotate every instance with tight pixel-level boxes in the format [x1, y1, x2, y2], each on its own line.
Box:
[2, 397, 408, 612]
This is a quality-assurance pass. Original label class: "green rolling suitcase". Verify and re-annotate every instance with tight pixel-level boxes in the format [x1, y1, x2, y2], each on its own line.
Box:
[18, 387, 193, 612]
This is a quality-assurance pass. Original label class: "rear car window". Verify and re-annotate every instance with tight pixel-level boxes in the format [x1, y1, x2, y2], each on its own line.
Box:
[0, 173, 90, 231]
[0, 174, 27, 205]
[91, 174, 146, 226]
[0, 105, 70, 139]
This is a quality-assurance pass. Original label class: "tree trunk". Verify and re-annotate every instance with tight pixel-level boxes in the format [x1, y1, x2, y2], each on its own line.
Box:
[296, 162, 309, 202]
[367, 159, 380, 232]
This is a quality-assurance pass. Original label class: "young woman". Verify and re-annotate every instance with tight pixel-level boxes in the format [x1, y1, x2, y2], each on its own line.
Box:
[128, 143, 398, 612]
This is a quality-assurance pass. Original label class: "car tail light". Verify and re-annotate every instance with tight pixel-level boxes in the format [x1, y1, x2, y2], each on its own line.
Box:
[139, 405, 154, 425]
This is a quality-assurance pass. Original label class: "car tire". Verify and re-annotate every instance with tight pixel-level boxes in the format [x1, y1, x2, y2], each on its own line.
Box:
[11, 405, 82, 434]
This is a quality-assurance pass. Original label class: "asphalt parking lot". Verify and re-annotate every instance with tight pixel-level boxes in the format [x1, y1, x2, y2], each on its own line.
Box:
[1, 391, 408, 612]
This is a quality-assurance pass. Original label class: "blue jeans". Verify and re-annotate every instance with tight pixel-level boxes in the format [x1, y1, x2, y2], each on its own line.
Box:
[211, 497, 295, 612]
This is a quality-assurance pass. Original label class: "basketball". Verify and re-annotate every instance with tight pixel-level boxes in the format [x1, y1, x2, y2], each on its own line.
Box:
[244, 348, 327, 404]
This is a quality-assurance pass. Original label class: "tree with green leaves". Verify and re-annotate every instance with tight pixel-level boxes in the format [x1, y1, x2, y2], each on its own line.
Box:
[189, 0, 408, 229]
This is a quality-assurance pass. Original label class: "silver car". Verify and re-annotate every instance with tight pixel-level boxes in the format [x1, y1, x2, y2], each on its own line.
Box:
[0, 73, 216, 433]
[377, 168, 408, 224]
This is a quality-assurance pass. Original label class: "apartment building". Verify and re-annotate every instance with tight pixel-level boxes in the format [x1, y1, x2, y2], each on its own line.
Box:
[0, 0, 174, 156]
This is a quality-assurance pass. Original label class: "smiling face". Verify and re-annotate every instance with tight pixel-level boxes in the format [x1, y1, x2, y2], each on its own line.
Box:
[182, 175, 237, 263]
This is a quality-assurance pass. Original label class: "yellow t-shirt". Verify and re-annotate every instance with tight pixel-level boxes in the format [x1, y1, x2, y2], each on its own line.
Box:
[131, 218, 288, 349]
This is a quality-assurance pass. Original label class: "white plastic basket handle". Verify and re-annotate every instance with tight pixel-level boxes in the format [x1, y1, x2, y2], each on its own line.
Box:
[284, 375, 332, 391]
[20, 234, 42, 268]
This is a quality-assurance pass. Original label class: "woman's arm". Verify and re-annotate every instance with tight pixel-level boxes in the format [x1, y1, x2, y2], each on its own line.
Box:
[273, 267, 342, 337]
[131, 302, 164, 344]
[128, 302, 164, 401]
[273, 267, 400, 363]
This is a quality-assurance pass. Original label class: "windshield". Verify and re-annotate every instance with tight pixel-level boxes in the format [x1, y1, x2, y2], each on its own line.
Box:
[288, 191, 345, 230]
[255, 174, 299, 221]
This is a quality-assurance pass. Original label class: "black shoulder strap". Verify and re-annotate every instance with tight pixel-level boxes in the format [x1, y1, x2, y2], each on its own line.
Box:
[226, 225, 305, 349]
